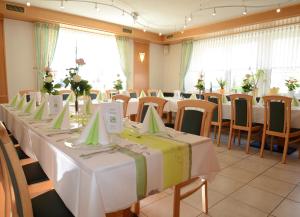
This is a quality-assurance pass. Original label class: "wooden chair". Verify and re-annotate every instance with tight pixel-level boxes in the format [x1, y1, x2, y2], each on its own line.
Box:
[112, 94, 130, 117]
[19, 89, 35, 102]
[106, 90, 118, 99]
[89, 89, 100, 100]
[260, 95, 300, 163]
[136, 96, 167, 123]
[59, 89, 72, 101]
[0, 124, 74, 217]
[173, 99, 216, 217]
[128, 89, 138, 98]
[228, 94, 261, 154]
[203, 93, 230, 146]
[147, 89, 158, 97]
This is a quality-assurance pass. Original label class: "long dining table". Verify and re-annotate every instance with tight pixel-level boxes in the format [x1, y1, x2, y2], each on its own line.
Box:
[0, 103, 220, 217]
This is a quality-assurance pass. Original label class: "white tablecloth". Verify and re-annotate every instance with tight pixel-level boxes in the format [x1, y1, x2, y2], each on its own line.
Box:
[0, 104, 219, 217]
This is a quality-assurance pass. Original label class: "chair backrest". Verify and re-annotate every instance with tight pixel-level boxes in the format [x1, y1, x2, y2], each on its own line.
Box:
[59, 90, 72, 101]
[136, 97, 167, 123]
[229, 94, 253, 127]
[0, 122, 34, 217]
[163, 92, 174, 97]
[128, 90, 138, 98]
[19, 90, 34, 102]
[174, 100, 216, 137]
[89, 90, 99, 100]
[147, 89, 157, 97]
[112, 94, 130, 117]
[181, 93, 192, 99]
[263, 95, 292, 135]
[203, 93, 222, 123]
[106, 90, 118, 99]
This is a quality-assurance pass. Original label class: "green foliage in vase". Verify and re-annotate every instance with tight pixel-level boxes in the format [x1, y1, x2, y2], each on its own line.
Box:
[285, 78, 300, 91]
[41, 67, 61, 95]
[216, 78, 226, 89]
[113, 74, 123, 91]
[195, 73, 205, 91]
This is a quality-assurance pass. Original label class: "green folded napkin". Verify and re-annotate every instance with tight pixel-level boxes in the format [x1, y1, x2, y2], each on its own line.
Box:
[52, 102, 69, 129]
[9, 94, 19, 107]
[141, 105, 165, 134]
[222, 95, 228, 104]
[33, 101, 48, 120]
[139, 90, 146, 98]
[16, 95, 26, 110]
[96, 92, 103, 102]
[85, 112, 100, 145]
[84, 97, 93, 115]
[189, 93, 197, 99]
[66, 92, 75, 102]
[24, 98, 36, 114]
[157, 90, 164, 98]
[148, 107, 160, 134]
[292, 97, 299, 107]
[252, 96, 257, 105]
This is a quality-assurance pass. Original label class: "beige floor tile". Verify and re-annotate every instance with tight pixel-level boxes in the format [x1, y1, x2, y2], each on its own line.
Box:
[249, 175, 295, 197]
[213, 145, 227, 153]
[209, 197, 268, 217]
[248, 154, 280, 166]
[272, 199, 300, 217]
[140, 191, 169, 208]
[183, 188, 226, 210]
[287, 186, 300, 202]
[208, 174, 244, 195]
[233, 158, 271, 174]
[231, 185, 283, 213]
[275, 160, 300, 173]
[219, 166, 258, 183]
[264, 167, 300, 185]
[217, 153, 242, 165]
[142, 195, 201, 217]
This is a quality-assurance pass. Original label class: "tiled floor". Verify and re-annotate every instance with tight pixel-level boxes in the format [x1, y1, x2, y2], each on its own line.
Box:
[139, 133, 300, 217]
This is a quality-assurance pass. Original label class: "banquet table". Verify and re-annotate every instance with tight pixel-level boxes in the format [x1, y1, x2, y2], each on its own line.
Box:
[0, 104, 220, 217]
[122, 97, 300, 128]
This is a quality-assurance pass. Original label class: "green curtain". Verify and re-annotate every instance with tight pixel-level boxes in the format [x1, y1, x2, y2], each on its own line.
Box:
[34, 22, 60, 89]
[116, 36, 132, 89]
[179, 40, 193, 91]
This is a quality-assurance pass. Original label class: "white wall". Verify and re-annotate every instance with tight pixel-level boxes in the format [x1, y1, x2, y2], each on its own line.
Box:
[4, 19, 35, 99]
[149, 43, 164, 90]
[162, 43, 182, 91]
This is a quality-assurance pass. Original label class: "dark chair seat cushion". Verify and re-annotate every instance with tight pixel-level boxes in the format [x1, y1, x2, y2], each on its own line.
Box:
[180, 110, 203, 136]
[165, 123, 174, 129]
[10, 135, 18, 145]
[15, 146, 29, 160]
[22, 162, 49, 185]
[290, 128, 300, 133]
[32, 189, 74, 217]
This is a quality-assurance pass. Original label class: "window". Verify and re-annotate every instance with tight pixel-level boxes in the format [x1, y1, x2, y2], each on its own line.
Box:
[185, 24, 300, 94]
[51, 28, 126, 90]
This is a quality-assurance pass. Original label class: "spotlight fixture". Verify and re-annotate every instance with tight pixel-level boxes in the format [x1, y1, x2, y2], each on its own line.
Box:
[143, 29, 146, 32]
[60, 0, 64, 9]
[26, 1, 31, 7]
[95, 3, 100, 12]
[183, 25, 186, 29]
[139, 52, 145, 63]
[276, 7, 281, 13]
[131, 12, 139, 23]
[159, 32, 162, 36]
[243, 7, 247, 15]
[187, 15, 192, 22]
[212, 8, 216, 16]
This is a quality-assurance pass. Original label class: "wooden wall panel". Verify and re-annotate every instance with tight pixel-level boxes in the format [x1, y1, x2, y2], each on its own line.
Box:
[133, 41, 149, 92]
[0, 14, 8, 103]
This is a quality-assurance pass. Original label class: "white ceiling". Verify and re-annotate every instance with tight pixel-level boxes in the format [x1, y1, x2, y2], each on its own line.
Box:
[9, 0, 300, 34]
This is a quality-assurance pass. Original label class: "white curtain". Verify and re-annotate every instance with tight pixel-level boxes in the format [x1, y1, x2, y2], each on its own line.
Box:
[185, 23, 300, 95]
[51, 28, 126, 90]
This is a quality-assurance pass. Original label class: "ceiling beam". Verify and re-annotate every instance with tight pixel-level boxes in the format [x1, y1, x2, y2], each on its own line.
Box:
[163, 3, 300, 44]
[0, 1, 164, 44]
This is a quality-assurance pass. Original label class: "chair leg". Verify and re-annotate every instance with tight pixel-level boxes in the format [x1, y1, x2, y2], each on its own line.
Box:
[270, 136, 274, 152]
[173, 185, 181, 217]
[228, 126, 233, 150]
[132, 202, 140, 216]
[246, 130, 251, 154]
[202, 180, 208, 214]
[238, 130, 241, 146]
[260, 132, 266, 158]
[217, 125, 222, 146]
[282, 136, 289, 164]
[214, 125, 217, 139]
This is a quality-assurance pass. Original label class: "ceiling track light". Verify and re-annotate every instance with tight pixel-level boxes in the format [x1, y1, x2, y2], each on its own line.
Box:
[26, 1, 31, 7]
[276, 6, 281, 13]
[95, 3, 100, 12]
[243, 7, 247, 15]
[212, 8, 216, 16]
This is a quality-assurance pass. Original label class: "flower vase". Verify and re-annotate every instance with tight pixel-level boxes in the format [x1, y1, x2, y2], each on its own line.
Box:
[219, 88, 225, 95]
[74, 95, 81, 127]
[288, 90, 295, 98]
[252, 88, 258, 105]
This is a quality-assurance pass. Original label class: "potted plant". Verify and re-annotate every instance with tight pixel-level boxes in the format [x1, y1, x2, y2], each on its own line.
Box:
[63, 58, 92, 114]
[41, 67, 62, 115]
[216, 78, 226, 94]
[113, 74, 123, 93]
[195, 73, 205, 95]
[241, 74, 254, 93]
[285, 78, 300, 97]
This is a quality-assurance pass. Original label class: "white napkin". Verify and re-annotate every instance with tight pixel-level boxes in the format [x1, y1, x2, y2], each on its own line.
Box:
[139, 90, 147, 98]
[157, 90, 164, 98]
[23, 97, 36, 114]
[33, 100, 49, 120]
[76, 110, 110, 145]
[140, 104, 166, 134]
[51, 102, 70, 130]
[190, 93, 197, 99]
